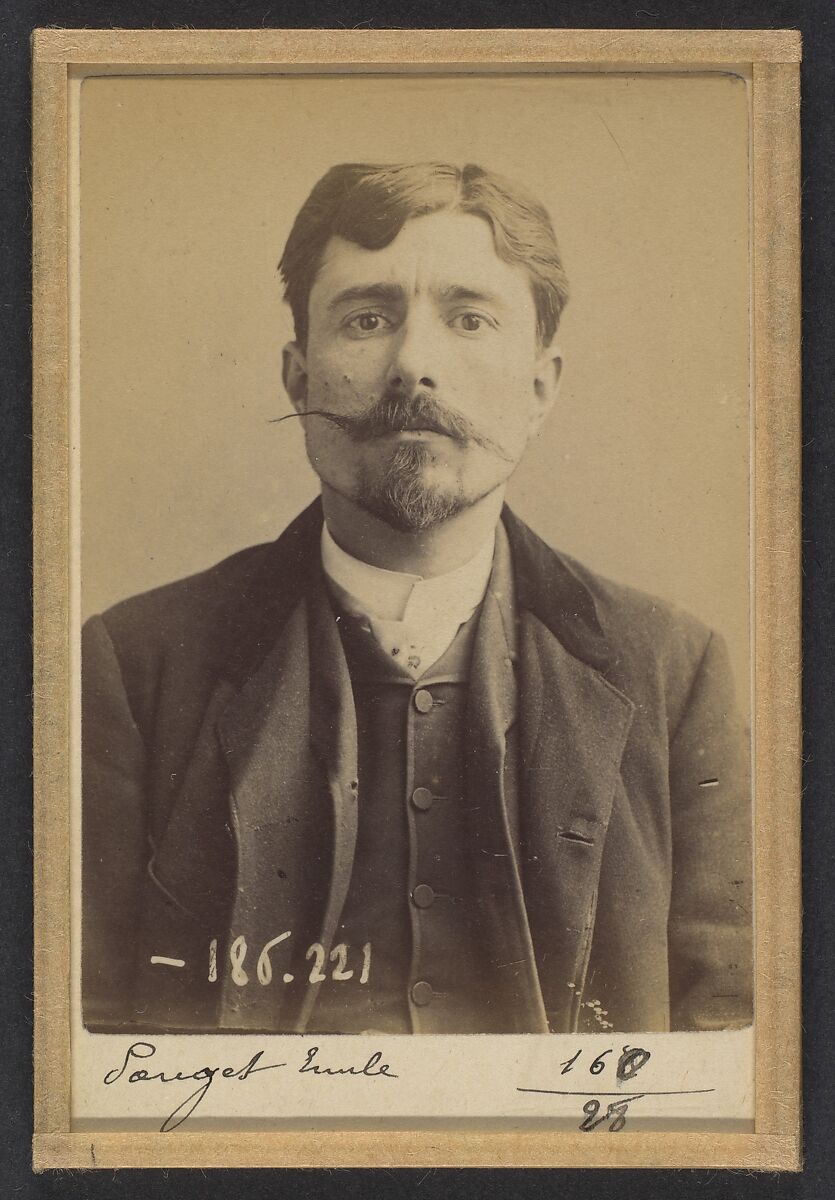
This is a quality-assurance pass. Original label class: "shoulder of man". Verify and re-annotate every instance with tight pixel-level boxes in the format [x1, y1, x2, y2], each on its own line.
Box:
[560, 546, 713, 675]
[84, 499, 323, 670]
[87, 539, 273, 667]
[505, 509, 731, 729]
[80, 539, 277, 750]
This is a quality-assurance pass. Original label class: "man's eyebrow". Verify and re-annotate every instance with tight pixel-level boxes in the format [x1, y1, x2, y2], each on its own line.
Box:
[436, 284, 508, 308]
[326, 283, 404, 311]
[326, 282, 510, 312]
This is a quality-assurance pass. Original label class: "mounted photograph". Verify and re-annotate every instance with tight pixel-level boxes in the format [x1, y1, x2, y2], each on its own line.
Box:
[32, 28, 801, 1170]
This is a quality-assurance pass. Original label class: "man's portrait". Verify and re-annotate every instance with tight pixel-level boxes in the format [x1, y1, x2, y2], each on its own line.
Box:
[79, 74, 753, 1038]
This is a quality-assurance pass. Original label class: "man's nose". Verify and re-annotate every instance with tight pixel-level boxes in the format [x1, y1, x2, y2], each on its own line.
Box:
[386, 314, 439, 394]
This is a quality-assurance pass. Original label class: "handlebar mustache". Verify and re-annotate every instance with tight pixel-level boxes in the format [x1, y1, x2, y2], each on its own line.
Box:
[270, 392, 514, 463]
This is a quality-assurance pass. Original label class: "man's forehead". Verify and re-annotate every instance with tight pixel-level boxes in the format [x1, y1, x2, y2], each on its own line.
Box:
[310, 210, 534, 303]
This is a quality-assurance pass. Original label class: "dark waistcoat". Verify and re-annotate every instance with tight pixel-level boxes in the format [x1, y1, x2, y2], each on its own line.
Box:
[311, 590, 524, 1033]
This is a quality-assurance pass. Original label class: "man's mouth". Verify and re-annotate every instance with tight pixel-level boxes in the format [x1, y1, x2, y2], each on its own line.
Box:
[389, 418, 453, 436]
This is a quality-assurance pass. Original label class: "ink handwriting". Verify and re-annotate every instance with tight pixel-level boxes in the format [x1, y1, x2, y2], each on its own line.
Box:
[103, 1040, 398, 1133]
[149, 935, 372, 988]
[517, 1045, 715, 1132]
[103, 1041, 286, 1133]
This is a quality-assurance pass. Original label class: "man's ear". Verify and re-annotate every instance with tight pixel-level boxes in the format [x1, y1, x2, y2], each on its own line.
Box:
[529, 345, 563, 439]
[282, 341, 308, 414]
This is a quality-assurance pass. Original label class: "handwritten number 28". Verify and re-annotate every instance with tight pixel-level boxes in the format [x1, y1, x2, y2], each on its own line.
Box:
[580, 1099, 630, 1133]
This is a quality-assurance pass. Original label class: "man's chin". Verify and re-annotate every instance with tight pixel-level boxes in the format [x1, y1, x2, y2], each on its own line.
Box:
[359, 482, 468, 533]
[353, 446, 468, 532]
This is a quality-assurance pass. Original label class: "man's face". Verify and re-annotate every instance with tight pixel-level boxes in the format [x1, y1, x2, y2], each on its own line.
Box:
[283, 210, 561, 532]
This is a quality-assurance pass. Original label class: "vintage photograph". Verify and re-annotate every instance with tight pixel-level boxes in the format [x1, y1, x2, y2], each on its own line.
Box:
[79, 72, 752, 1039]
[30, 28, 802, 1169]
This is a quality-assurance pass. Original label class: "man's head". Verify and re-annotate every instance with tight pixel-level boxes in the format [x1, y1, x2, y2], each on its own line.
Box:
[279, 162, 569, 533]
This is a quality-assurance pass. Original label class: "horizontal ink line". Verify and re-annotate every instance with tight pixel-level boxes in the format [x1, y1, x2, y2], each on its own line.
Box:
[150, 956, 186, 968]
[516, 1087, 716, 1097]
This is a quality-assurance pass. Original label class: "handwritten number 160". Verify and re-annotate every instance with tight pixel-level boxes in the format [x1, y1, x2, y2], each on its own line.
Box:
[559, 1045, 651, 1081]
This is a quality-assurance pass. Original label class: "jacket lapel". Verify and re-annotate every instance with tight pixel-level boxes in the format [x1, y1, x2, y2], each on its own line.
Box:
[215, 600, 330, 1029]
[466, 574, 550, 1033]
[141, 501, 359, 1032]
[293, 579, 359, 1033]
[517, 612, 634, 1031]
[501, 506, 636, 1031]
[145, 500, 329, 936]
[214, 573, 360, 1033]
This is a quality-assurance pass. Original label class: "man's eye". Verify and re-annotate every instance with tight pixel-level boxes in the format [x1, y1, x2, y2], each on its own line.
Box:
[346, 311, 389, 333]
[450, 312, 493, 333]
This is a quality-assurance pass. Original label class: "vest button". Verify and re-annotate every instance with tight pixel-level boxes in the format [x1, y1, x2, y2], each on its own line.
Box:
[410, 980, 433, 1006]
[413, 688, 434, 713]
[411, 787, 434, 811]
[412, 883, 435, 908]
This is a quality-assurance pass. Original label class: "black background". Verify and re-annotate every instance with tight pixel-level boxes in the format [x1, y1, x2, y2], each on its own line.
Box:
[1, 1, 832, 1196]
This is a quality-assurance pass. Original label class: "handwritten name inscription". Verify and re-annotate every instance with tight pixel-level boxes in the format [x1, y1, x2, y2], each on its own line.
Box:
[104, 1041, 397, 1132]
[102, 1039, 716, 1134]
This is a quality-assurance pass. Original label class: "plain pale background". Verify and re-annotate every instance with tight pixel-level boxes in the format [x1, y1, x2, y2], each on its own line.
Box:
[78, 71, 751, 702]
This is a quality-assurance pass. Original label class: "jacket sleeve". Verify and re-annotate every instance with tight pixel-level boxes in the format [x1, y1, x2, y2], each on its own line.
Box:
[667, 630, 753, 1030]
[81, 614, 149, 1028]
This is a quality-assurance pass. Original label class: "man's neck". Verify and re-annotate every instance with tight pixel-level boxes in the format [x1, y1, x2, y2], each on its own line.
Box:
[321, 484, 506, 578]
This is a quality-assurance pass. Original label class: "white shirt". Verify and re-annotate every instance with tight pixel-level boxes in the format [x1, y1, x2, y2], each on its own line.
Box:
[321, 523, 496, 679]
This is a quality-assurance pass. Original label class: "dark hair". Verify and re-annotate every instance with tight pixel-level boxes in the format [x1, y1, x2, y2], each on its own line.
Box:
[279, 162, 569, 349]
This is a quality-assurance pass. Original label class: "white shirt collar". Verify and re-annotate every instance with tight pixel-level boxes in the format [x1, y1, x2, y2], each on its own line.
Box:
[320, 522, 496, 677]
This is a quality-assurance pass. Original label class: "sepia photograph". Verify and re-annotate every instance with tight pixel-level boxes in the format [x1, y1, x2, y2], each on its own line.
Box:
[31, 28, 801, 1170]
[80, 73, 754, 1041]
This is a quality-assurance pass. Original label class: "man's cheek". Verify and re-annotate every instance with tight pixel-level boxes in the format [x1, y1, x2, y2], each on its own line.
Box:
[313, 365, 377, 411]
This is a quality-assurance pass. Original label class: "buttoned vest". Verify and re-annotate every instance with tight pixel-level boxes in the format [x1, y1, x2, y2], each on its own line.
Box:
[309, 608, 495, 1032]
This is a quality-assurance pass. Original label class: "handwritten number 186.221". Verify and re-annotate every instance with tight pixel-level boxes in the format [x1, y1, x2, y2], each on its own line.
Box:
[207, 935, 372, 987]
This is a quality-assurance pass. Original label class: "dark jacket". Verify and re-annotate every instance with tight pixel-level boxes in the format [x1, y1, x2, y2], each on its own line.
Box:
[81, 500, 753, 1034]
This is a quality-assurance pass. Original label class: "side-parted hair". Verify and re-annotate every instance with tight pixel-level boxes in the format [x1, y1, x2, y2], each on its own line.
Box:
[279, 162, 570, 349]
